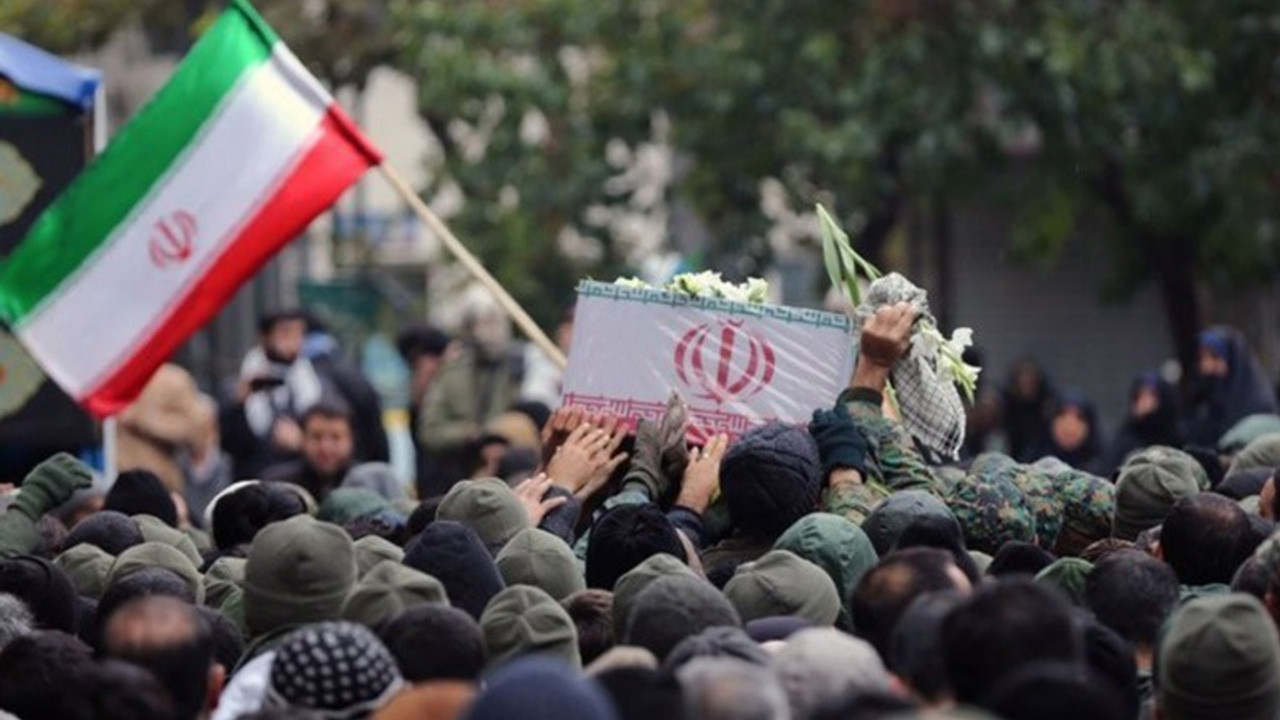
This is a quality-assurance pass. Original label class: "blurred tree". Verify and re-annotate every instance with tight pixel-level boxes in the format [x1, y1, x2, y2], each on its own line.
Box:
[390, 0, 694, 325]
[388, 0, 1001, 323]
[0, 0, 393, 89]
[975, 0, 1280, 374]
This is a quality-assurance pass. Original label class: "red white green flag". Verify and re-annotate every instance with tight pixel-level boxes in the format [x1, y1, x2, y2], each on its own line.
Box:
[0, 0, 382, 417]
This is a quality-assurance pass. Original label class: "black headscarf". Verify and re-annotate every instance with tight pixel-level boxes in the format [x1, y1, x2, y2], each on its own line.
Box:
[1033, 392, 1103, 473]
[1103, 372, 1183, 474]
[1001, 359, 1056, 463]
[1185, 326, 1277, 447]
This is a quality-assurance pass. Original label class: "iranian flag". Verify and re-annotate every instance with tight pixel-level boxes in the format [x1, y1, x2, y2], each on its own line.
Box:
[0, 0, 381, 418]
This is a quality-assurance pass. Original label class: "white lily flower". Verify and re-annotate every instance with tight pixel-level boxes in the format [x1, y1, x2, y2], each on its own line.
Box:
[915, 324, 943, 360]
[948, 327, 974, 353]
[744, 278, 770, 304]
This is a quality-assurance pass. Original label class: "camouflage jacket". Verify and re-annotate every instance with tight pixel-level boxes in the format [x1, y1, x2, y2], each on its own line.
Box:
[823, 389, 942, 525]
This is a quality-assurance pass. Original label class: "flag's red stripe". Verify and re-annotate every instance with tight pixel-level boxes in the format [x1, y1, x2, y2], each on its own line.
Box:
[82, 107, 378, 417]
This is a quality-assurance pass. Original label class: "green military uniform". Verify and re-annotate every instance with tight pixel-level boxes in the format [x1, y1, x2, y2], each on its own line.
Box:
[822, 388, 941, 525]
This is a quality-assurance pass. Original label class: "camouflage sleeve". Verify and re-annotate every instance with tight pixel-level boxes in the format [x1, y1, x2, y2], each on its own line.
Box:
[841, 388, 942, 496]
[822, 477, 890, 526]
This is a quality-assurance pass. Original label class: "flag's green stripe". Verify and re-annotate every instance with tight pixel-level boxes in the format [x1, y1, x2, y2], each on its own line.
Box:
[0, 1, 278, 324]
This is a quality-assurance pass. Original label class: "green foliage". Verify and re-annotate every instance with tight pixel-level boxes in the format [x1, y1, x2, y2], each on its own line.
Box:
[0, 0, 148, 52]
[7, 0, 1279, 349]
[1, 0, 395, 88]
[979, 0, 1280, 289]
[389, 0, 688, 325]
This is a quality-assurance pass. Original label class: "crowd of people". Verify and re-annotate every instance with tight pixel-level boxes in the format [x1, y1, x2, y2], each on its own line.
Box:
[978, 325, 1279, 477]
[2, 299, 1280, 720]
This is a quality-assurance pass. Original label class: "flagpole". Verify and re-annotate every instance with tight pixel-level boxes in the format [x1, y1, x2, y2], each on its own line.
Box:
[378, 163, 569, 370]
[102, 416, 118, 483]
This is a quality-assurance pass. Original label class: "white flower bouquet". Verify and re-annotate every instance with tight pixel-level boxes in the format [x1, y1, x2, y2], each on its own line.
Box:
[615, 271, 770, 305]
[818, 204, 981, 459]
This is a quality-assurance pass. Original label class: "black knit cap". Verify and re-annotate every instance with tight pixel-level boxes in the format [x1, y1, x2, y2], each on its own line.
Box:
[404, 521, 505, 620]
[104, 470, 177, 528]
[585, 505, 685, 590]
[61, 510, 144, 556]
[0, 555, 79, 633]
[720, 423, 822, 540]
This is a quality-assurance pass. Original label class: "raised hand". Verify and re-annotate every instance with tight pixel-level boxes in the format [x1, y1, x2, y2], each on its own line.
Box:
[544, 418, 629, 500]
[676, 433, 729, 513]
[513, 473, 569, 527]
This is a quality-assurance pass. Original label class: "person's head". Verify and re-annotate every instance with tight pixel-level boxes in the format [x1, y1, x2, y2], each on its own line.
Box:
[461, 656, 618, 720]
[0, 594, 33, 652]
[259, 309, 309, 364]
[97, 568, 198, 642]
[1233, 554, 1272, 601]
[1049, 394, 1096, 453]
[1113, 447, 1207, 541]
[397, 324, 453, 394]
[107, 541, 205, 605]
[775, 513, 880, 628]
[1034, 557, 1093, 607]
[266, 621, 405, 717]
[195, 605, 244, 676]
[987, 541, 1056, 578]
[609, 553, 697, 641]
[210, 482, 308, 551]
[862, 491, 957, 556]
[774, 628, 891, 720]
[892, 513, 981, 585]
[723, 550, 842, 627]
[849, 548, 972, 660]
[494, 528, 584, 602]
[1159, 493, 1254, 586]
[1083, 620, 1141, 720]
[596, 666, 686, 720]
[379, 603, 486, 683]
[1131, 373, 1166, 419]
[436, 478, 529, 555]
[678, 657, 789, 720]
[243, 515, 358, 639]
[1156, 594, 1280, 720]
[984, 662, 1128, 720]
[625, 575, 741, 662]
[0, 554, 79, 633]
[720, 423, 823, 541]
[62, 509, 145, 556]
[404, 521, 506, 620]
[586, 504, 685, 590]
[470, 435, 510, 480]
[80, 658, 180, 720]
[0, 630, 95, 719]
[462, 304, 513, 358]
[102, 596, 220, 720]
[562, 590, 615, 666]
[341, 561, 449, 630]
[941, 578, 1083, 705]
[105, 469, 178, 528]
[889, 591, 966, 707]
[1263, 474, 1280, 521]
[480, 585, 581, 670]
[662, 626, 771, 673]
[1198, 328, 1233, 378]
[301, 402, 355, 478]
[1009, 358, 1048, 401]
